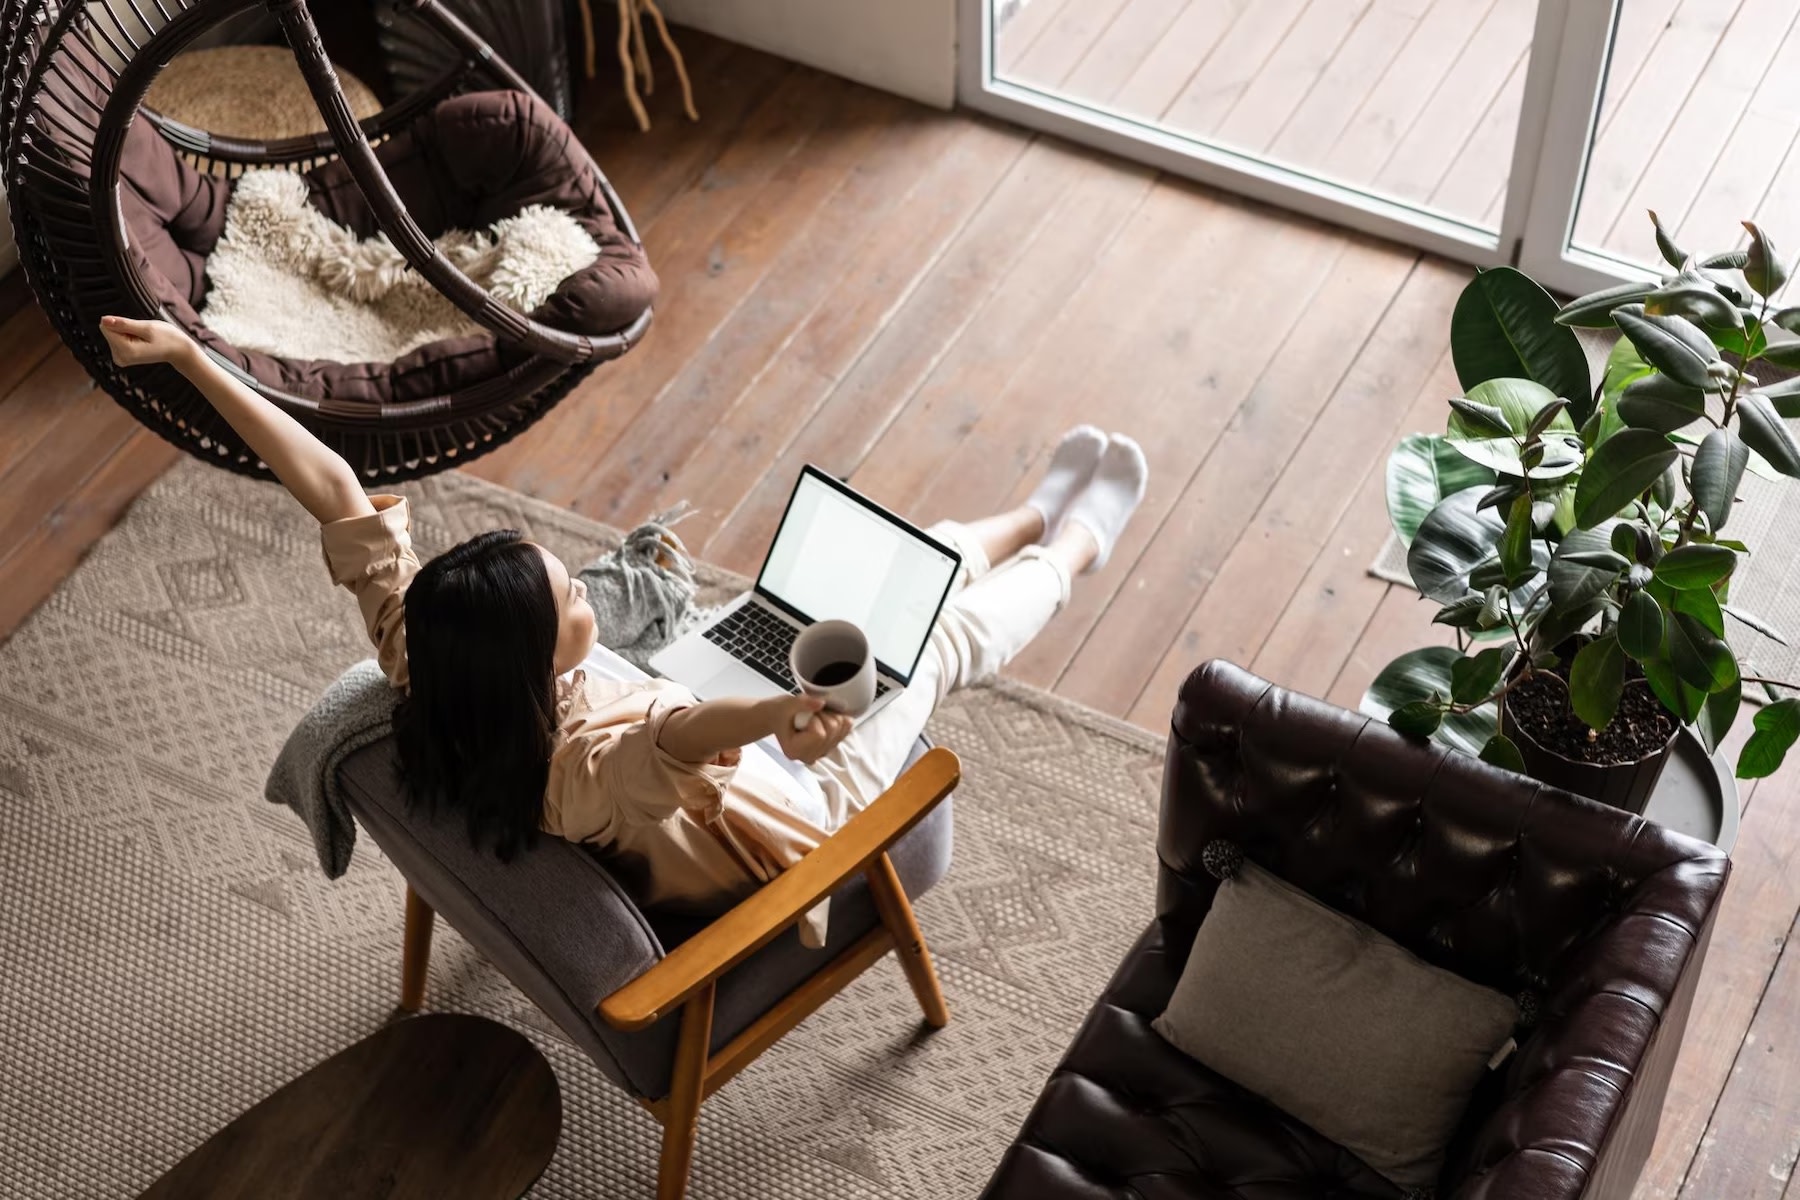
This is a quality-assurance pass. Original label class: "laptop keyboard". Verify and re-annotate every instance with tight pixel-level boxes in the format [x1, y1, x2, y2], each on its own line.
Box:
[702, 604, 891, 702]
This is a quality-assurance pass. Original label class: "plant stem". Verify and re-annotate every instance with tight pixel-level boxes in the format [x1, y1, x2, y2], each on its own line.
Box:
[1740, 676, 1799, 690]
[1502, 590, 1532, 662]
[1449, 664, 1536, 716]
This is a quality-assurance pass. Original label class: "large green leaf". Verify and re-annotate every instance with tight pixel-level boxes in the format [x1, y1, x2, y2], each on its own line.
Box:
[1570, 635, 1626, 730]
[1602, 336, 1654, 407]
[1654, 544, 1736, 590]
[1645, 268, 1743, 329]
[1666, 582, 1726, 637]
[1618, 590, 1665, 661]
[1386, 434, 1496, 546]
[1612, 305, 1723, 391]
[1448, 397, 1513, 437]
[1408, 486, 1551, 606]
[1451, 268, 1592, 419]
[1446, 378, 1585, 478]
[1536, 596, 1608, 653]
[1479, 733, 1528, 773]
[1407, 487, 1505, 603]
[1390, 700, 1444, 738]
[1556, 280, 1656, 329]
[1667, 611, 1738, 693]
[1500, 494, 1535, 586]
[1573, 429, 1680, 529]
[1697, 677, 1740, 756]
[1761, 377, 1800, 407]
[1691, 427, 1749, 531]
[1644, 656, 1706, 723]
[1763, 339, 1800, 370]
[1738, 697, 1800, 778]
[1649, 210, 1687, 269]
[1451, 645, 1515, 705]
[1361, 647, 1497, 756]
[1710, 320, 1767, 359]
[1617, 375, 1707, 433]
[1736, 392, 1800, 478]
[1743, 221, 1788, 298]
[1547, 524, 1625, 611]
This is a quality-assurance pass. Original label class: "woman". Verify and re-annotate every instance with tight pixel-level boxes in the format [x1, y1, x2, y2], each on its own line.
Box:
[100, 314, 1148, 945]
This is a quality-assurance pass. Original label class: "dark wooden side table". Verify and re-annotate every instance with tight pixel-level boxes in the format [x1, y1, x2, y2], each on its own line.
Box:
[139, 1013, 561, 1200]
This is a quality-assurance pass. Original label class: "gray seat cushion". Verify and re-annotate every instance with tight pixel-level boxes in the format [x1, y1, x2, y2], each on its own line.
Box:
[339, 735, 952, 1100]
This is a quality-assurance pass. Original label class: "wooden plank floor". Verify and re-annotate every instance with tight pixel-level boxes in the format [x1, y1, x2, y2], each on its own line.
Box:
[0, 30, 1795, 1198]
[998, 0, 1800, 256]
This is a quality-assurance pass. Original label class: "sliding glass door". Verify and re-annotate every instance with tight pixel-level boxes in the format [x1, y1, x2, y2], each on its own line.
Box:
[1519, 0, 1800, 295]
[961, 0, 1800, 293]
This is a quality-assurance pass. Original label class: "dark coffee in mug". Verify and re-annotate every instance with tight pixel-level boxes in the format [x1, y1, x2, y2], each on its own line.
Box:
[808, 660, 862, 687]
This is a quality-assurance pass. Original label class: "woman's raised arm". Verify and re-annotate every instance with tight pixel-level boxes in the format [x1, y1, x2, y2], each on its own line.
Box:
[100, 316, 374, 526]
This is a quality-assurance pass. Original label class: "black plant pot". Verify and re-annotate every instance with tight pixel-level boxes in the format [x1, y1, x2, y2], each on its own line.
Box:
[1499, 678, 1679, 815]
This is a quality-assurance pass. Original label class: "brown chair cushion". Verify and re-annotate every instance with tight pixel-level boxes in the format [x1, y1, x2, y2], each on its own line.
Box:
[1152, 855, 1518, 1189]
[117, 89, 657, 407]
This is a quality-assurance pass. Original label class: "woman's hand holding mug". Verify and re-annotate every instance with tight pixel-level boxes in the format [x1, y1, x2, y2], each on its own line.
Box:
[788, 620, 876, 730]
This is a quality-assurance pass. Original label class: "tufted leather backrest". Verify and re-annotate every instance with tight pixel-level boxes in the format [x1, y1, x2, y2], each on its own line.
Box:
[1161, 661, 1730, 1197]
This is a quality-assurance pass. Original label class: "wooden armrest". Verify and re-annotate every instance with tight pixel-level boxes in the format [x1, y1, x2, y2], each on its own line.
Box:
[598, 746, 960, 1032]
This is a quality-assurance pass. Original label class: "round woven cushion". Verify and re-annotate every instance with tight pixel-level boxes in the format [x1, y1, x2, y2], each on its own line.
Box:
[145, 44, 381, 140]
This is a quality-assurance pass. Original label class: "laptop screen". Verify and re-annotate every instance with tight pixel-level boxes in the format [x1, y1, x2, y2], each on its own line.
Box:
[756, 468, 962, 683]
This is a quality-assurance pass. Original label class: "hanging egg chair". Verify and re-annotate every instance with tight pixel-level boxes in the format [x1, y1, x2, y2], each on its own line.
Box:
[3, 0, 657, 481]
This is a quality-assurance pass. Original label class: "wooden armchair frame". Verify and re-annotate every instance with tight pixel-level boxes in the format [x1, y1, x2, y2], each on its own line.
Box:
[397, 746, 961, 1200]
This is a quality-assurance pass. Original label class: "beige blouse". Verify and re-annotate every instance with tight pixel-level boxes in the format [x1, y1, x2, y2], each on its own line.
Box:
[322, 496, 835, 945]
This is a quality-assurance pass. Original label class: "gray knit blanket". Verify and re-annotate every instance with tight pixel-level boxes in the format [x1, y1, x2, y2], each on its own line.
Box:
[265, 510, 704, 877]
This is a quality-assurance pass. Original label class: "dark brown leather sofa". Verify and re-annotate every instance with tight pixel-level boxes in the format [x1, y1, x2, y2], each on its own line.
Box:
[981, 661, 1730, 1199]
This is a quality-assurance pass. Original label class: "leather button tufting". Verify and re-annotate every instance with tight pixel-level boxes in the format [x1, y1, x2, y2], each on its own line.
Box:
[994, 661, 1733, 1200]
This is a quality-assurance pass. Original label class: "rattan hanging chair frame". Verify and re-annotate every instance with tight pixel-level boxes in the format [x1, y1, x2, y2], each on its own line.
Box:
[2, 0, 653, 481]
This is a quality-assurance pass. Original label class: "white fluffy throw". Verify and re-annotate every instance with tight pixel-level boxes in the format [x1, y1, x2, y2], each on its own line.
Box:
[196, 169, 600, 363]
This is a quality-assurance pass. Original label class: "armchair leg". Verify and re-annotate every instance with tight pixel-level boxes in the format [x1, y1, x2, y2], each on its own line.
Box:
[867, 853, 950, 1029]
[400, 885, 435, 1013]
[656, 982, 715, 1200]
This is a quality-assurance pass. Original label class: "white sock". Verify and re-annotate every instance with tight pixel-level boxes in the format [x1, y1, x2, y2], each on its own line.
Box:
[1065, 434, 1148, 573]
[1025, 425, 1106, 542]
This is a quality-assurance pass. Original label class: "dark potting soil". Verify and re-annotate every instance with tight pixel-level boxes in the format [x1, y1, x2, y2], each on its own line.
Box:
[1507, 668, 1676, 766]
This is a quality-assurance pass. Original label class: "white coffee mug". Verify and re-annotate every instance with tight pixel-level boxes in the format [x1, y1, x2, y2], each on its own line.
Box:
[788, 619, 876, 729]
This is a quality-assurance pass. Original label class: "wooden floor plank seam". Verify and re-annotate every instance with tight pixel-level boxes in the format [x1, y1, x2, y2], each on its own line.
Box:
[1116, 253, 1431, 718]
[1038, 231, 1365, 692]
[1586, 0, 1753, 250]
[566, 88, 932, 519]
[1258, 0, 1386, 156]
[1611, 0, 1800, 248]
[1672, 1, 1800, 242]
[626, 113, 976, 503]
[1358, 0, 1508, 194]
[699, 129, 1055, 540]
[1192, 0, 1320, 136]
[1677, 904, 1800, 1197]
[1401, 20, 1529, 207]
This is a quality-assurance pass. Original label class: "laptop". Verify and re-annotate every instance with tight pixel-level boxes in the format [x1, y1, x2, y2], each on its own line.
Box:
[651, 466, 962, 723]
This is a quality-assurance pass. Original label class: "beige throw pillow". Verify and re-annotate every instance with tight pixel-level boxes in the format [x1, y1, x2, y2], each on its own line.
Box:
[1152, 849, 1518, 1190]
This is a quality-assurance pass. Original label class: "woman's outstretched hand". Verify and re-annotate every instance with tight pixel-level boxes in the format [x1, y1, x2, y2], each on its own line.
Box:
[100, 315, 196, 369]
[100, 313, 373, 525]
[772, 695, 853, 764]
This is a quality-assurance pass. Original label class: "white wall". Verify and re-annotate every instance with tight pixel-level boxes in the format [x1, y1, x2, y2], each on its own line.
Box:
[658, 0, 957, 109]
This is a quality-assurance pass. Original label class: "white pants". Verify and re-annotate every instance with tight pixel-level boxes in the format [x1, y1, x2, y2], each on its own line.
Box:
[806, 521, 1072, 828]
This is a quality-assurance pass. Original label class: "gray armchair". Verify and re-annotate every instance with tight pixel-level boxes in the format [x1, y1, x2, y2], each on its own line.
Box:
[337, 735, 959, 1200]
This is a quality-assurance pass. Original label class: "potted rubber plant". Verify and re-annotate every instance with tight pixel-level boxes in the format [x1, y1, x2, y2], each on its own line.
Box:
[1365, 214, 1800, 812]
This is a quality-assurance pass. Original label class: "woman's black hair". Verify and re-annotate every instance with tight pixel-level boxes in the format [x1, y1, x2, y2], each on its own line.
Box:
[393, 529, 558, 861]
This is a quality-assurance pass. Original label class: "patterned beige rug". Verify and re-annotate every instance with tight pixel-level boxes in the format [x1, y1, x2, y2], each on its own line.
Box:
[0, 459, 1168, 1198]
